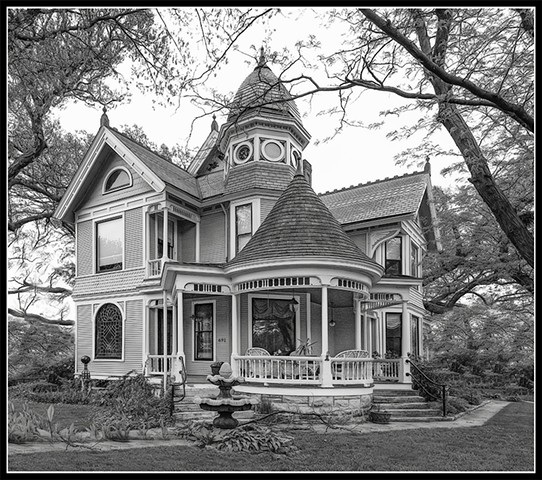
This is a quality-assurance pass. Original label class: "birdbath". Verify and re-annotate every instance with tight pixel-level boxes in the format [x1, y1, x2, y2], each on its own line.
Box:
[194, 362, 259, 429]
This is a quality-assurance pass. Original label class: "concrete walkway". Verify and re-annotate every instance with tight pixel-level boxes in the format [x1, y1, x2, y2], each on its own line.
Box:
[8, 400, 511, 456]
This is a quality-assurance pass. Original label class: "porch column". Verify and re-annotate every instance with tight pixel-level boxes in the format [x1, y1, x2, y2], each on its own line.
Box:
[354, 296, 362, 350]
[162, 290, 168, 393]
[320, 285, 333, 387]
[195, 221, 201, 262]
[363, 313, 369, 351]
[231, 292, 239, 376]
[368, 318, 373, 354]
[400, 300, 411, 383]
[162, 207, 169, 262]
[175, 290, 185, 383]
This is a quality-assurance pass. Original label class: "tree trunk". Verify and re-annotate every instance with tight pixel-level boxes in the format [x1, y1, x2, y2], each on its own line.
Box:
[437, 103, 534, 268]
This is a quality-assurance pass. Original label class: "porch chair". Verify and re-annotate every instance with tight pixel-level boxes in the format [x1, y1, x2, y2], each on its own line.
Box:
[244, 347, 270, 379]
[332, 349, 370, 380]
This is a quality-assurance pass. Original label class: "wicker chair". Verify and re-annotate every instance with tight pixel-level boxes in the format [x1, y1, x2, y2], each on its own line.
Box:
[332, 349, 370, 380]
[244, 347, 270, 378]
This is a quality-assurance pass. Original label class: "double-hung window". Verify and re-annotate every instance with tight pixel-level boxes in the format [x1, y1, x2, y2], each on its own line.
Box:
[235, 203, 252, 254]
[96, 217, 123, 272]
[385, 237, 402, 275]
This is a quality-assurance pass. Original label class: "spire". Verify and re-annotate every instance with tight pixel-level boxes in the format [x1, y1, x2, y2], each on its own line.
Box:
[211, 114, 218, 132]
[424, 155, 431, 175]
[100, 106, 110, 127]
[257, 46, 266, 68]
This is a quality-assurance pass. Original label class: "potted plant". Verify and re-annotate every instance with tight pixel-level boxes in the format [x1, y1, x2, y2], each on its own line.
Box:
[210, 361, 224, 376]
[368, 403, 392, 424]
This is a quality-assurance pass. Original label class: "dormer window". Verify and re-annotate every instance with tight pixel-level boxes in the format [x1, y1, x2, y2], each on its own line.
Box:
[103, 167, 132, 193]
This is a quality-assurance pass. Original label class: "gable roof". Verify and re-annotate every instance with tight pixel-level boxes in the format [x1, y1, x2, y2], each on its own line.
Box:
[320, 172, 430, 225]
[107, 128, 200, 198]
[226, 171, 379, 270]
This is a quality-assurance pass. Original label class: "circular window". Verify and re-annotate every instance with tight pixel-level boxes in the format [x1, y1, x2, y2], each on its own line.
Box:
[233, 142, 253, 164]
[261, 140, 284, 162]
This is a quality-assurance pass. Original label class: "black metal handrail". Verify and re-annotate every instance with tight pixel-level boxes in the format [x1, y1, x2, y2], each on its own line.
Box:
[406, 357, 448, 417]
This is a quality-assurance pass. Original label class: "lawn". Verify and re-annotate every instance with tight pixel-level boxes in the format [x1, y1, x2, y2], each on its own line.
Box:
[8, 401, 534, 472]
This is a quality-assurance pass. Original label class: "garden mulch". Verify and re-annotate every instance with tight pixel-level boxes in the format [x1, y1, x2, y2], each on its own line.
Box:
[7, 400, 513, 456]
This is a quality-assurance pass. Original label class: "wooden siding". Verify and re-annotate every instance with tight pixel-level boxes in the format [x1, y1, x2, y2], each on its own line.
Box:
[76, 221, 93, 276]
[260, 198, 277, 224]
[200, 211, 226, 263]
[125, 208, 143, 268]
[79, 152, 154, 210]
[183, 296, 231, 376]
[75, 300, 143, 377]
[180, 222, 196, 262]
[332, 306, 356, 354]
[75, 304, 92, 374]
[348, 231, 367, 255]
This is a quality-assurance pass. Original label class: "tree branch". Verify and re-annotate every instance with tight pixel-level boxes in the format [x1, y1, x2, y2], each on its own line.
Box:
[8, 308, 75, 326]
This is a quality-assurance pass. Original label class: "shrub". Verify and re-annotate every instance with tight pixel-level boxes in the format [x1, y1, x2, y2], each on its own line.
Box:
[445, 396, 470, 415]
[8, 402, 42, 444]
[90, 374, 173, 430]
[9, 378, 90, 405]
[217, 424, 298, 454]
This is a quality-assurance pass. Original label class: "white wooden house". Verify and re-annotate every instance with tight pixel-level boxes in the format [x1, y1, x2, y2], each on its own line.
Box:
[55, 53, 441, 410]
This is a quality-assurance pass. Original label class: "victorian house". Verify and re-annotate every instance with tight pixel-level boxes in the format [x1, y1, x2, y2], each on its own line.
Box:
[55, 52, 440, 412]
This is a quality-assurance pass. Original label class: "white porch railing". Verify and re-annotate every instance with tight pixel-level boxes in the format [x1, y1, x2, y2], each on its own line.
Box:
[330, 357, 373, 384]
[372, 359, 401, 382]
[148, 259, 162, 277]
[233, 355, 401, 386]
[146, 355, 175, 375]
[236, 355, 321, 385]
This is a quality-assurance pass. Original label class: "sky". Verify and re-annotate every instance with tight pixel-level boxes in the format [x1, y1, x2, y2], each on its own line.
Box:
[55, 7, 461, 195]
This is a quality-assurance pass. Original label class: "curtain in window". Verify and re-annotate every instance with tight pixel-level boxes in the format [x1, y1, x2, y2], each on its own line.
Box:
[252, 298, 295, 356]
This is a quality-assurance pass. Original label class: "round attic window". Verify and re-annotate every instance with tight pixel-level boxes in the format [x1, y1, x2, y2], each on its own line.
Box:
[261, 140, 284, 162]
[233, 142, 253, 164]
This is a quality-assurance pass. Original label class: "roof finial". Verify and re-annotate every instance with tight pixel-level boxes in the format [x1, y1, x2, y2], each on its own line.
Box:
[211, 114, 218, 132]
[257, 46, 266, 67]
[100, 106, 110, 127]
[424, 155, 431, 174]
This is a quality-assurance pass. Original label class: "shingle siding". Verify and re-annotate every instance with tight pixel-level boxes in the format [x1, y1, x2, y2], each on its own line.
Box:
[260, 198, 276, 223]
[125, 208, 143, 269]
[73, 269, 146, 298]
[77, 221, 93, 276]
[225, 162, 294, 195]
[81, 152, 154, 210]
[200, 211, 226, 263]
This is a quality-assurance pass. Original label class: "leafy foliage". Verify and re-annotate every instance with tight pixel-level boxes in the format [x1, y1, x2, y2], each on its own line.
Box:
[8, 402, 42, 444]
[218, 424, 298, 454]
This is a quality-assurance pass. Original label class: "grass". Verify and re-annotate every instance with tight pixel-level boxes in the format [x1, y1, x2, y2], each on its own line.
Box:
[7, 401, 534, 472]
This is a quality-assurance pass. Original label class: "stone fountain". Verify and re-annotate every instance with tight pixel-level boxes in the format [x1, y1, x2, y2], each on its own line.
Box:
[194, 362, 259, 429]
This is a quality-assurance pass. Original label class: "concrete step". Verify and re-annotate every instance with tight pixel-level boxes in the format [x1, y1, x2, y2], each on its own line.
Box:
[376, 402, 430, 410]
[374, 389, 419, 396]
[374, 395, 425, 403]
[390, 416, 452, 422]
[382, 408, 442, 417]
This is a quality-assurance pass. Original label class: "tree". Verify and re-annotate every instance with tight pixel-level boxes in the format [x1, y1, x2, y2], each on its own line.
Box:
[423, 185, 533, 315]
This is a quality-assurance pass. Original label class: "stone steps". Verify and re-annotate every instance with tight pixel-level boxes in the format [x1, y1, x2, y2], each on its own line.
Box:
[373, 388, 445, 422]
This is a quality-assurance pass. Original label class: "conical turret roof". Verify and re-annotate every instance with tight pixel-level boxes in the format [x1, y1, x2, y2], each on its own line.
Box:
[226, 171, 377, 271]
[227, 53, 301, 123]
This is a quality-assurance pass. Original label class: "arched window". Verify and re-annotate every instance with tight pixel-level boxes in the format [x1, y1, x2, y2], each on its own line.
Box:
[103, 168, 132, 193]
[95, 303, 123, 359]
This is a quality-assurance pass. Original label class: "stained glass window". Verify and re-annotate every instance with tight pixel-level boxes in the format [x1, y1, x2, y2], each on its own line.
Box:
[95, 303, 123, 359]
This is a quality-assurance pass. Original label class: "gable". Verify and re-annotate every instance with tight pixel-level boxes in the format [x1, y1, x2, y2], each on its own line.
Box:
[74, 145, 155, 212]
